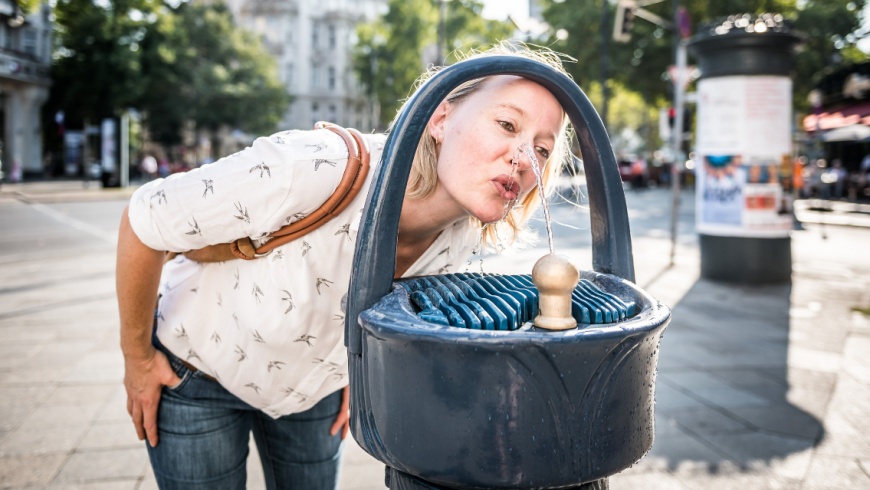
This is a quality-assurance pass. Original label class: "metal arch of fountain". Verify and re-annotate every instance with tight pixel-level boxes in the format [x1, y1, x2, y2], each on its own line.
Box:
[344, 55, 671, 489]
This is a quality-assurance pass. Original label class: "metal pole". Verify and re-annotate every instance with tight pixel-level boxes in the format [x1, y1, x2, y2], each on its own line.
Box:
[669, 41, 686, 266]
[120, 112, 129, 188]
[599, 0, 611, 129]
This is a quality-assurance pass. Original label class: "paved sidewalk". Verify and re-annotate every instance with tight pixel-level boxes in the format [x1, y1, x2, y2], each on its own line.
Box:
[0, 181, 868, 489]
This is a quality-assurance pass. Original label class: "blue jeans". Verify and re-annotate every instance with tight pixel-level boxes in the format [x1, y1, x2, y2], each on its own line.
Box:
[148, 344, 344, 489]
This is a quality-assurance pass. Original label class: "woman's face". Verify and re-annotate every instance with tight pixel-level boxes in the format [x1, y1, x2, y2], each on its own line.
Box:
[428, 76, 564, 224]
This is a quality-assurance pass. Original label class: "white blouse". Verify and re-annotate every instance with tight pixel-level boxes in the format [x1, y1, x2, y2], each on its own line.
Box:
[128, 128, 479, 417]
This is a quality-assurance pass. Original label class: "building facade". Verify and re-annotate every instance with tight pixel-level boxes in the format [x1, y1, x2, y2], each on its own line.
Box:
[226, 0, 386, 132]
[0, 0, 51, 180]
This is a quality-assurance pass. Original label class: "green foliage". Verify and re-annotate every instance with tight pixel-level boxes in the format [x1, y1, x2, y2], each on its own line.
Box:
[792, 0, 869, 110]
[354, 0, 515, 128]
[443, 1, 514, 63]
[354, 0, 437, 128]
[137, 2, 289, 145]
[538, 0, 867, 148]
[46, 0, 288, 148]
[17, 0, 42, 15]
[48, 0, 160, 126]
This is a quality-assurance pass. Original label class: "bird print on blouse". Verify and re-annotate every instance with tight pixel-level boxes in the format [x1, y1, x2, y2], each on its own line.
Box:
[211, 331, 221, 344]
[232, 312, 241, 329]
[151, 190, 167, 205]
[186, 349, 200, 361]
[272, 135, 286, 145]
[312, 359, 341, 372]
[335, 224, 351, 241]
[175, 323, 188, 339]
[202, 179, 214, 198]
[268, 361, 285, 372]
[315, 278, 333, 295]
[294, 334, 316, 347]
[301, 241, 311, 257]
[234, 345, 247, 362]
[272, 249, 284, 262]
[252, 283, 264, 304]
[281, 387, 308, 403]
[234, 202, 250, 224]
[314, 159, 336, 171]
[233, 269, 240, 290]
[305, 142, 326, 152]
[245, 382, 262, 395]
[251, 330, 265, 343]
[281, 290, 294, 314]
[216, 292, 222, 307]
[186, 217, 202, 236]
[250, 162, 271, 178]
[286, 212, 307, 224]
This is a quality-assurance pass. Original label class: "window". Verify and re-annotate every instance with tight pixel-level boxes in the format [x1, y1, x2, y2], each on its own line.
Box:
[22, 28, 37, 56]
[312, 102, 321, 126]
[328, 66, 336, 91]
[312, 22, 320, 48]
[328, 104, 336, 122]
[311, 63, 321, 89]
[328, 24, 336, 49]
[285, 63, 294, 87]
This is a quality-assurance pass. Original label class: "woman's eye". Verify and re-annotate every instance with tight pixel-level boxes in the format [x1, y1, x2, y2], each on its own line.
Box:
[498, 121, 516, 132]
[536, 147, 550, 159]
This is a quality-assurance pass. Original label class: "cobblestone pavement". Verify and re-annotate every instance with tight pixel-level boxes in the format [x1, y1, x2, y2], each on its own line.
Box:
[0, 180, 868, 489]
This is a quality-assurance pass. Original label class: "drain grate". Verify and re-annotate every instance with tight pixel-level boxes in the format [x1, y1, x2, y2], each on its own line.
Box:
[398, 273, 637, 330]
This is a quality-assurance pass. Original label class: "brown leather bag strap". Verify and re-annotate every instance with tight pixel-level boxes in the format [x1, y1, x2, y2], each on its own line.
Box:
[229, 122, 370, 260]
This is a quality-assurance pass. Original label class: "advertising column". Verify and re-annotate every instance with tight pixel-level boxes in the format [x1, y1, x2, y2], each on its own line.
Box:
[689, 15, 802, 283]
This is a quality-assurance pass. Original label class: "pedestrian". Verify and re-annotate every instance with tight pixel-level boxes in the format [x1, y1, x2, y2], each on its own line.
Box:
[823, 158, 847, 199]
[115, 43, 574, 490]
[140, 155, 158, 181]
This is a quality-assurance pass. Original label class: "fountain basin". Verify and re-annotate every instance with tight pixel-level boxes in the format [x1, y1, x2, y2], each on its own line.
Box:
[352, 270, 670, 489]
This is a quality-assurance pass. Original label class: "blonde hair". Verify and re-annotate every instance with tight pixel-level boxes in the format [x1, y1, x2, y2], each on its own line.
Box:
[395, 42, 575, 250]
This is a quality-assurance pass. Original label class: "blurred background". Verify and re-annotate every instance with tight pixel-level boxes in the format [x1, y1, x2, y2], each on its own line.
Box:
[1, 1, 870, 489]
[1, 0, 869, 194]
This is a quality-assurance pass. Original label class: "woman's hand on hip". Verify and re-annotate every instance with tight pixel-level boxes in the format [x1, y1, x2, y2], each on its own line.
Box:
[329, 385, 350, 439]
[123, 348, 181, 447]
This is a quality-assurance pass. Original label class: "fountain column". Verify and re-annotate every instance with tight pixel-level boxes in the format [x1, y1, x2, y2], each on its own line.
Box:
[689, 14, 802, 284]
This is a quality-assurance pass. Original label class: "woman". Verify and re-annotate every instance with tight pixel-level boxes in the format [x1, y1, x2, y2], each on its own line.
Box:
[117, 43, 573, 489]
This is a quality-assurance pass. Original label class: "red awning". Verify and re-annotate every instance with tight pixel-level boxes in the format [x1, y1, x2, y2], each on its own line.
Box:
[804, 101, 870, 132]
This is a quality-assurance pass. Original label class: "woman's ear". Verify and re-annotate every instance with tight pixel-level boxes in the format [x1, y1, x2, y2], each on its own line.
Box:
[427, 100, 451, 143]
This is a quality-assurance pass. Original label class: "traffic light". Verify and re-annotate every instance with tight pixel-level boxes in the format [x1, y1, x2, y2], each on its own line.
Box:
[682, 107, 693, 132]
[613, 0, 636, 43]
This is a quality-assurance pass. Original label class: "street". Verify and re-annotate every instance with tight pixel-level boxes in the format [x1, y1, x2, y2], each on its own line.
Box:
[0, 181, 869, 489]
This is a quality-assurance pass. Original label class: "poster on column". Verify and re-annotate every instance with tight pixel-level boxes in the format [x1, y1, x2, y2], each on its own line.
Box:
[695, 76, 793, 238]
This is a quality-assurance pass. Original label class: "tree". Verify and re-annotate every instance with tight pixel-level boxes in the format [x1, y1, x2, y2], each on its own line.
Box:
[137, 1, 289, 146]
[536, 0, 867, 149]
[541, 0, 867, 107]
[46, 0, 288, 150]
[354, 0, 514, 128]
[48, 0, 161, 128]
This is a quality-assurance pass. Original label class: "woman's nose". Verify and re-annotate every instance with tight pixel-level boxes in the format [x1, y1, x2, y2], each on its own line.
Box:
[510, 144, 534, 172]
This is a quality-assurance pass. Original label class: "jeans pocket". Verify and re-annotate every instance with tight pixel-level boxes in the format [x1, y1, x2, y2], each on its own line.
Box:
[165, 368, 192, 392]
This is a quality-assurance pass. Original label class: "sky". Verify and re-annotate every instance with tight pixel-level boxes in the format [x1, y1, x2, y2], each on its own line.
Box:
[481, 0, 529, 22]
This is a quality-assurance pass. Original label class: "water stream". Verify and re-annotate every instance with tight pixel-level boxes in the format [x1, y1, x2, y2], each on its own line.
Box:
[517, 143, 555, 255]
[464, 142, 557, 272]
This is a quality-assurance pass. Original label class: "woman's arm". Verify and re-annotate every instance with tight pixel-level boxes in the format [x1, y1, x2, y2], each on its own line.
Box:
[116, 206, 181, 447]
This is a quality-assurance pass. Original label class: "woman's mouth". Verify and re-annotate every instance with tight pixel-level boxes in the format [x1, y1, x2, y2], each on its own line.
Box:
[492, 175, 520, 201]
